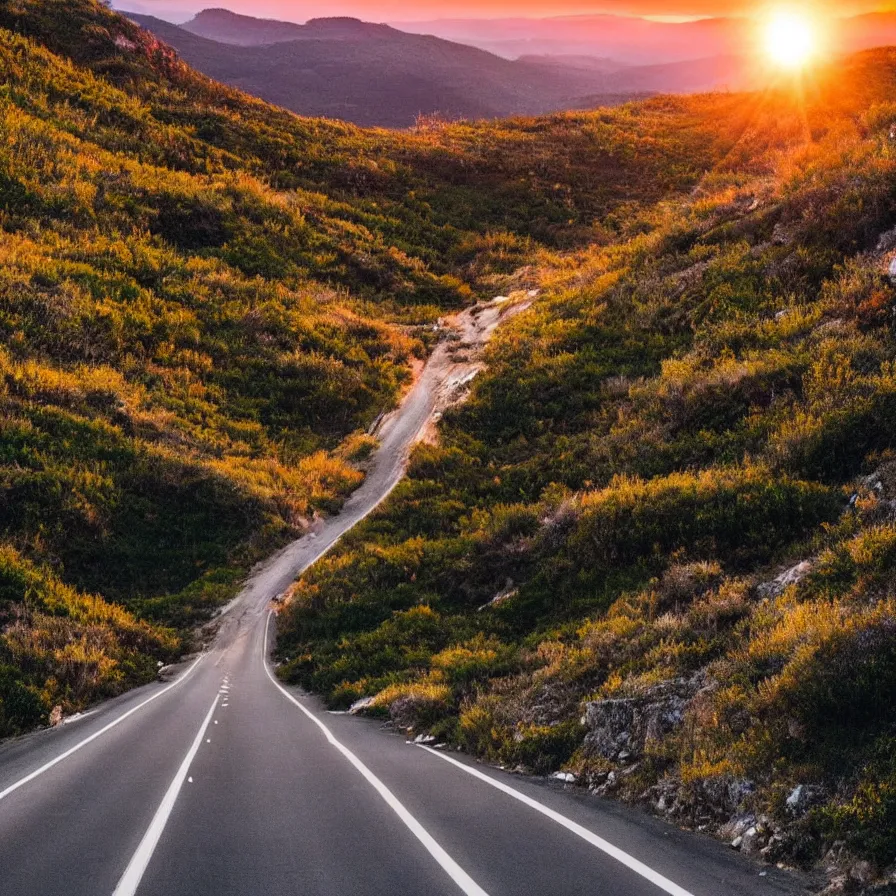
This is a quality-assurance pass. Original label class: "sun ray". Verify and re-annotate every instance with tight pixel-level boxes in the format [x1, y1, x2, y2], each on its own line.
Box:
[763, 9, 818, 70]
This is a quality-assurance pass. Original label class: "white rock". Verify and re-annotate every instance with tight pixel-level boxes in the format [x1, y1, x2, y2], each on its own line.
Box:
[739, 826, 759, 853]
[413, 734, 437, 745]
[757, 560, 814, 598]
[786, 784, 806, 813]
[551, 771, 576, 783]
[348, 696, 375, 714]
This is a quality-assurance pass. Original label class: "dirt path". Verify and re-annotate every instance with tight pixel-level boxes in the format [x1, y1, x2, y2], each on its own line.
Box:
[209, 292, 534, 648]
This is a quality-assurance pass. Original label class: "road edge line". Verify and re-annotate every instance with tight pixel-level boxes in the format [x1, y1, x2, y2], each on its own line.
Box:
[0, 655, 205, 803]
[262, 613, 490, 896]
[112, 690, 219, 896]
[418, 745, 697, 896]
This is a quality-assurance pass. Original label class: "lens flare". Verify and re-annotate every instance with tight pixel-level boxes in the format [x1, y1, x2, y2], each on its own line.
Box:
[763, 10, 816, 70]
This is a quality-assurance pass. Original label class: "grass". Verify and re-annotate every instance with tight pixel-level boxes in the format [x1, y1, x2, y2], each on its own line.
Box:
[9, 0, 896, 876]
[276, 48, 896, 872]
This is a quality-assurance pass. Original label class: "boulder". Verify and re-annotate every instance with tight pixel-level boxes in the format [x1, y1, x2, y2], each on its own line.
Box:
[756, 560, 814, 598]
[582, 675, 706, 761]
[785, 783, 824, 816]
[551, 771, 576, 783]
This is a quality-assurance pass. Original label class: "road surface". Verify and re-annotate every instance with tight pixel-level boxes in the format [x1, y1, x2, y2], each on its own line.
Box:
[0, 299, 810, 896]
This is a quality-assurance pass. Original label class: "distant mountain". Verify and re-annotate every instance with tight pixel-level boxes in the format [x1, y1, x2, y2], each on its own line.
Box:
[392, 15, 744, 65]
[181, 9, 392, 46]
[603, 54, 745, 94]
[516, 55, 631, 74]
[395, 12, 896, 65]
[125, 10, 750, 128]
[124, 13, 639, 127]
[841, 11, 896, 53]
[522, 53, 747, 94]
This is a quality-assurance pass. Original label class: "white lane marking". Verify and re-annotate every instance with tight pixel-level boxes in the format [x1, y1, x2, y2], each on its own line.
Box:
[112, 690, 219, 896]
[262, 613, 489, 896]
[0, 656, 205, 804]
[419, 746, 696, 896]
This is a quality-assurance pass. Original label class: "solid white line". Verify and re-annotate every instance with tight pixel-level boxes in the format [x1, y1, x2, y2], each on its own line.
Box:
[0, 655, 205, 803]
[418, 746, 697, 896]
[261, 613, 489, 896]
[112, 690, 219, 896]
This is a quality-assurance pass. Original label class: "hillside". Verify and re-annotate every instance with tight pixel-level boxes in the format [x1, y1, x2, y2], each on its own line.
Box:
[125, 11, 650, 128]
[8, 0, 896, 884]
[276, 45, 896, 880]
[0, 0, 743, 735]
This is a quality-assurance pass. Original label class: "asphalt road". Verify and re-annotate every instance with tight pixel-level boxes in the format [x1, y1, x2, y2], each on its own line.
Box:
[0, 301, 813, 896]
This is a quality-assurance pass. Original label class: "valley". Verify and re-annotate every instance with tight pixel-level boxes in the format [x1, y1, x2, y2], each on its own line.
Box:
[3, 0, 896, 891]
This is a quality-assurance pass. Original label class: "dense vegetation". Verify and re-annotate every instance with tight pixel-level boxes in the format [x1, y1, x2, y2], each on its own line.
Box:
[9, 0, 896, 879]
[278, 50, 896, 875]
[0, 0, 741, 734]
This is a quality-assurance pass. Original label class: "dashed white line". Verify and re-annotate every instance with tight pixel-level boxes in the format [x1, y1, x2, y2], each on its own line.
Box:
[262, 613, 489, 896]
[418, 746, 696, 896]
[112, 690, 219, 896]
[0, 655, 205, 804]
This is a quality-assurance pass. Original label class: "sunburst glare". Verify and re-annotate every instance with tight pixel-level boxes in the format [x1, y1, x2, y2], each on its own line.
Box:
[763, 9, 818, 70]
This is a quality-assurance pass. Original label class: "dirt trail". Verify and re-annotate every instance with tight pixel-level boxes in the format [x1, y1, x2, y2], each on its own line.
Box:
[209, 292, 534, 648]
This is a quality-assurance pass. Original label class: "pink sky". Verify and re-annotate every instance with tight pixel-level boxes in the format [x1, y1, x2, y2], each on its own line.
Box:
[116, 0, 883, 22]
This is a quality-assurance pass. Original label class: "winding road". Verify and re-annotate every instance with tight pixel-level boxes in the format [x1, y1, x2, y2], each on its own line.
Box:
[0, 299, 808, 896]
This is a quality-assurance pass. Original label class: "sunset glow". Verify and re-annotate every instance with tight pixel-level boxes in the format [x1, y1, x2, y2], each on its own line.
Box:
[762, 9, 818, 68]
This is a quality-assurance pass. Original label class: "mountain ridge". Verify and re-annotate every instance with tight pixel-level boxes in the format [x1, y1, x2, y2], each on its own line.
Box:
[181, 8, 400, 44]
[125, 11, 642, 127]
[126, 10, 753, 127]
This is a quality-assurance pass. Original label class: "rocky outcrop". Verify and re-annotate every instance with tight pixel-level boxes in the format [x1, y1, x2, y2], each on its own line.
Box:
[756, 559, 815, 598]
[582, 673, 707, 762]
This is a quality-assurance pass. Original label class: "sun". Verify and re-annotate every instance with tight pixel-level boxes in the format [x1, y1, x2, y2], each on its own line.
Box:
[763, 10, 817, 70]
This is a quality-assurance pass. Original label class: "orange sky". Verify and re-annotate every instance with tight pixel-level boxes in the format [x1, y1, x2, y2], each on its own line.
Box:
[122, 0, 885, 21]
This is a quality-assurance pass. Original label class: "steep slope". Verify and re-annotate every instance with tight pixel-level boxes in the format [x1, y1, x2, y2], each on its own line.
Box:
[0, 0, 746, 734]
[277, 47, 896, 880]
[126, 12, 641, 128]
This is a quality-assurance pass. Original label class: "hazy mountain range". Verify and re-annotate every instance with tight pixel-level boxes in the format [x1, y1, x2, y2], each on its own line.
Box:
[125, 8, 749, 126]
[395, 12, 896, 63]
